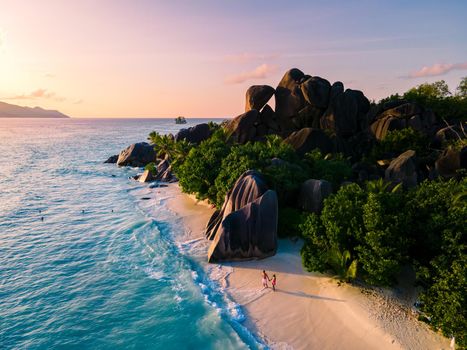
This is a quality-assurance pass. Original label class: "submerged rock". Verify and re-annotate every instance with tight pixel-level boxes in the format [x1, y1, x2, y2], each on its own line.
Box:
[206, 170, 278, 262]
[104, 155, 118, 164]
[138, 169, 155, 183]
[117, 142, 156, 167]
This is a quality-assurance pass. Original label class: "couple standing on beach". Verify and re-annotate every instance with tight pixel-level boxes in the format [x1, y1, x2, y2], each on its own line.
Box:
[262, 270, 276, 291]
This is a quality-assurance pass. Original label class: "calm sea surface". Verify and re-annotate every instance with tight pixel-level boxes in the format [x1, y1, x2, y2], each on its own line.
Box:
[0, 118, 262, 350]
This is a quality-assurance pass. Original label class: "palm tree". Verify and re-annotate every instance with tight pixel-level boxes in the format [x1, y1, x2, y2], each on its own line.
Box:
[264, 134, 283, 149]
[328, 247, 358, 281]
[366, 178, 402, 194]
[148, 131, 176, 159]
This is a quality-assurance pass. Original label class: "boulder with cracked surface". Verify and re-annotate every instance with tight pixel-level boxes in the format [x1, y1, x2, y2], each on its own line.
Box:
[206, 170, 278, 262]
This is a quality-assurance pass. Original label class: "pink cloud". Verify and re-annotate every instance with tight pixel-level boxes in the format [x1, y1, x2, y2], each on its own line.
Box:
[5, 88, 66, 102]
[225, 64, 279, 84]
[408, 62, 467, 78]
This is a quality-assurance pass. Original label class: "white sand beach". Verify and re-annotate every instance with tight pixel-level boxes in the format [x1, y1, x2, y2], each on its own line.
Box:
[165, 183, 451, 350]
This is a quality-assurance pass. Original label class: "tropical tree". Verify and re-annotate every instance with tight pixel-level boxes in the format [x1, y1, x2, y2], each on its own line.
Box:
[455, 76, 467, 98]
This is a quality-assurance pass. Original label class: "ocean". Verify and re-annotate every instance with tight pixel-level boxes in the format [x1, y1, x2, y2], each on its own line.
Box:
[0, 118, 264, 350]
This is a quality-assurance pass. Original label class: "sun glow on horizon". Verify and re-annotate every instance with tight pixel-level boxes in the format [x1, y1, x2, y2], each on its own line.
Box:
[0, 1, 466, 118]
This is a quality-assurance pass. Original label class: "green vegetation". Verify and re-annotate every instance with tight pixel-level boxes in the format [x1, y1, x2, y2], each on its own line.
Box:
[148, 131, 193, 167]
[303, 150, 352, 188]
[175, 128, 231, 202]
[144, 162, 157, 175]
[278, 207, 306, 238]
[145, 77, 466, 345]
[409, 179, 466, 346]
[300, 178, 466, 344]
[213, 135, 300, 206]
[368, 128, 430, 161]
[380, 78, 467, 121]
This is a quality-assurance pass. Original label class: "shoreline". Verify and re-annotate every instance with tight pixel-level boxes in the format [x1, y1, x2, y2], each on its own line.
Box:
[164, 183, 450, 350]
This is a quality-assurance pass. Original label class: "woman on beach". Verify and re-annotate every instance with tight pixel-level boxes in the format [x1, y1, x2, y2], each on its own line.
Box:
[271, 274, 277, 291]
[262, 270, 270, 288]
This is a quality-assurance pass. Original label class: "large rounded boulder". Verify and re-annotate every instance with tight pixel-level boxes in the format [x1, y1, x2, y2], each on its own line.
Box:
[284, 128, 334, 156]
[435, 147, 466, 178]
[206, 170, 278, 262]
[298, 179, 332, 213]
[245, 85, 275, 112]
[227, 109, 259, 144]
[369, 102, 436, 140]
[385, 150, 418, 188]
[300, 76, 331, 109]
[117, 142, 156, 167]
[275, 68, 306, 129]
[258, 104, 280, 133]
[321, 88, 370, 137]
[174, 123, 212, 144]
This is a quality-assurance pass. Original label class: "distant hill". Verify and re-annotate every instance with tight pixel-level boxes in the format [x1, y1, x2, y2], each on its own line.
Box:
[0, 101, 70, 118]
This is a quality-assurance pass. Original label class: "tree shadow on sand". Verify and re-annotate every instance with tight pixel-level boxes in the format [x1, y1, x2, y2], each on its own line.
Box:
[277, 289, 345, 302]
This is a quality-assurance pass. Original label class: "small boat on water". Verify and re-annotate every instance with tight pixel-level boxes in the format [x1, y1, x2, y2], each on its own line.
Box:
[175, 116, 187, 124]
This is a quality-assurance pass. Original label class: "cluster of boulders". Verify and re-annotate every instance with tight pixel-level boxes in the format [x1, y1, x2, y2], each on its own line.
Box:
[228, 68, 372, 157]
[227, 68, 466, 185]
[105, 123, 214, 183]
[105, 67, 466, 263]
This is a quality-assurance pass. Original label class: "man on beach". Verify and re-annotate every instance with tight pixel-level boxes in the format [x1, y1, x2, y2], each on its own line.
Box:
[262, 270, 270, 288]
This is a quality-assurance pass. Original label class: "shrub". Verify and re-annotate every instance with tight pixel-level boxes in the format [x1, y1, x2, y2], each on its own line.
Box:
[176, 131, 231, 203]
[300, 184, 366, 277]
[301, 181, 410, 285]
[213, 136, 300, 207]
[277, 207, 306, 238]
[300, 213, 329, 273]
[406, 179, 463, 265]
[300, 176, 466, 343]
[262, 162, 308, 206]
[357, 188, 410, 285]
[369, 128, 430, 160]
[144, 162, 157, 175]
[303, 149, 352, 188]
[412, 178, 467, 347]
[379, 79, 467, 121]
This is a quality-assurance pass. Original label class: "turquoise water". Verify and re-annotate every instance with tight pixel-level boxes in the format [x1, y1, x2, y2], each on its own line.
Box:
[0, 118, 262, 349]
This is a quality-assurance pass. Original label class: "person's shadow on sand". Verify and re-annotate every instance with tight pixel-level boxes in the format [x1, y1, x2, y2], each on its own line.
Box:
[277, 289, 345, 302]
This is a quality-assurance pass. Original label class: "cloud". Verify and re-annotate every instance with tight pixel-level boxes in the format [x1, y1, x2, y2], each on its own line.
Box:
[73, 99, 83, 105]
[223, 52, 280, 64]
[225, 64, 279, 84]
[5, 88, 66, 102]
[44, 73, 55, 78]
[406, 62, 467, 78]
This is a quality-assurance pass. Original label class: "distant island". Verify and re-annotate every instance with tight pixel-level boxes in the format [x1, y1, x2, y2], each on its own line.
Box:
[175, 116, 187, 124]
[0, 101, 70, 118]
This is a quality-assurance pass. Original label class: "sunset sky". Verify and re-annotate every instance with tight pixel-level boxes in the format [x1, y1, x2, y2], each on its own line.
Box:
[0, 0, 466, 118]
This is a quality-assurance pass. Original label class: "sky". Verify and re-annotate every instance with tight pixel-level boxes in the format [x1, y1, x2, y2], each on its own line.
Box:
[0, 0, 466, 118]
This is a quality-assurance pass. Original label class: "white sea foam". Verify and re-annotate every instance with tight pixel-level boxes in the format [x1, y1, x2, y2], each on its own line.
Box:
[143, 267, 166, 280]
